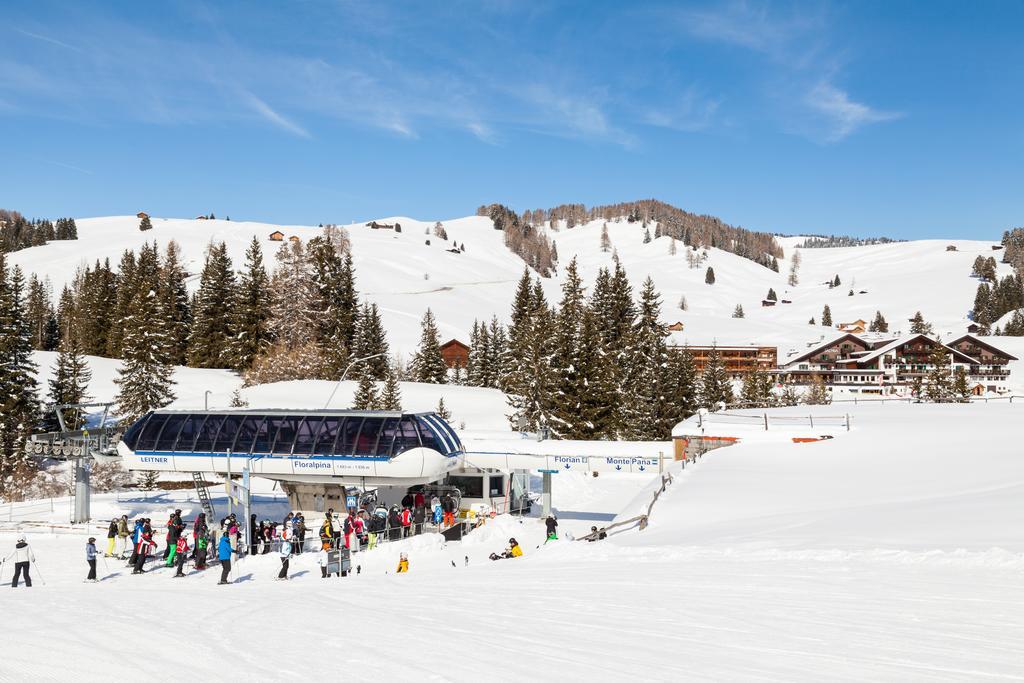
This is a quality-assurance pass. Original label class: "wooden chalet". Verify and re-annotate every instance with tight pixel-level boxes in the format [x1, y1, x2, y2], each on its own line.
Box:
[779, 332, 1014, 395]
[136, 211, 150, 219]
[666, 322, 685, 332]
[268, 230, 285, 241]
[761, 299, 776, 307]
[837, 319, 867, 334]
[440, 339, 470, 369]
[669, 344, 777, 379]
[288, 235, 300, 243]
[947, 334, 1017, 392]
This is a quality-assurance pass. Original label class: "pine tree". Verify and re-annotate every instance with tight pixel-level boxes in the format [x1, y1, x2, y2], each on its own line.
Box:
[805, 375, 831, 404]
[381, 363, 402, 410]
[435, 396, 452, 421]
[678, 294, 688, 311]
[352, 372, 379, 409]
[107, 250, 137, 357]
[621, 277, 671, 439]
[466, 320, 485, 387]
[159, 241, 190, 365]
[26, 275, 58, 351]
[114, 275, 175, 424]
[952, 366, 971, 402]
[869, 310, 889, 333]
[307, 233, 355, 377]
[808, 317, 815, 325]
[821, 305, 833, 327]
[740, 368, 774, 407]
[505, 273, 556, 430]
[832, 274, 841, 287]
[766, 287, 777, 301]
[267, 240, 318, 352]
[550, 259, 612, 439]
[590, 260, 636, 436]
[188, 242, 237, 368]
[664, 347, 698, 426]
[486, 317, 507, 388]
[909, 311, 933, 335]
[78, 259, 116, 357]
[139, 215, 153, 231]
[0, 261, 41, 496]
[705, 267, 716, 285]
[46, 332, 92, 431]
[643, 228, 652, 244]
[732, 304, 745, 318]
[1003, 310, 1024, 336]
[601, 223, 612, 252]
[228, 237, 272, 371]
[669, 238, 677, 255]
[410, 309, 447, 384]
[352, 303, 390, 381]
[924, 342, 953, 402]
[699, 347, 733, 408]
[788, 250, 801, 286]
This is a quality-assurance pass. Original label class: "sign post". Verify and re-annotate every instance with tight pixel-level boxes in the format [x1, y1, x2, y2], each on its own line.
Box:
[538, 469, 558, 519]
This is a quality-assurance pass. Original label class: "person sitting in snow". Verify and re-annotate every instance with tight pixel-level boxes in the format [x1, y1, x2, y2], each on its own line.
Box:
[396, 552, 409, 573]
[489, 538, 523, 561]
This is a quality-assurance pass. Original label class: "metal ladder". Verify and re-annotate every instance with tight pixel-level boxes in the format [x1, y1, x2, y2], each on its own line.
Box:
[192, 471, 216, 521]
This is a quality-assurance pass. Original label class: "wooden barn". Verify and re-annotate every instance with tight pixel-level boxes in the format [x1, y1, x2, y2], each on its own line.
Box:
[440, 339, 470, 369]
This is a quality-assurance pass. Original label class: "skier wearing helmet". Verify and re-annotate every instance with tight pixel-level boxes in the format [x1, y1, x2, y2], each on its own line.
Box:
[8, 535, 35, 587]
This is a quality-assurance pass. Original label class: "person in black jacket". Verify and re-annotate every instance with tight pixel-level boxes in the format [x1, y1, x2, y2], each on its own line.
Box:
[387, 506, 402, 541]
[544, 515, 558, 542]
[105, 518, 118, 557]
[413, 505, 425, 536]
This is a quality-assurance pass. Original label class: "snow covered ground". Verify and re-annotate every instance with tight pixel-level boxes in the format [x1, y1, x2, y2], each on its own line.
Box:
[3, 402, 1021, 680]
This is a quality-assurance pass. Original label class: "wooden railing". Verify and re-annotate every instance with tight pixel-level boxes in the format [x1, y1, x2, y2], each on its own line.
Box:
[577, 471, 675, 541]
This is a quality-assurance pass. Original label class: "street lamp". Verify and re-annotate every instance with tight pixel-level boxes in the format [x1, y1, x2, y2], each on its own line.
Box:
[323, 352, 388, 408]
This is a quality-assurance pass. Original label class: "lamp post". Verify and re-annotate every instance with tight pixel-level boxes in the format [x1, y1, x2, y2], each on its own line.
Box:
[323, 352, 388, 408]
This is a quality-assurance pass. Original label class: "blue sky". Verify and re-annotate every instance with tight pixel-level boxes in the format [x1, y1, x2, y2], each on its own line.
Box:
[1, 1, 1021, 239]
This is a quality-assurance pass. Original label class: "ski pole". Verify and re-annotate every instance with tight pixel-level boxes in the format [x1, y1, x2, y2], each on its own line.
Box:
[32, 559, 47, 586]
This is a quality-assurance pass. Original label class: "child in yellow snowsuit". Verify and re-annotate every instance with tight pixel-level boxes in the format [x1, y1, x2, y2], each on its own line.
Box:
[397, 552, 409, 573]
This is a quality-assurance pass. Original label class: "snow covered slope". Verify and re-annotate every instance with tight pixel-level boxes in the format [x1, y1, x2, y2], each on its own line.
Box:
[8, 215, 1013, 366]
[2, 402, 1021, 680]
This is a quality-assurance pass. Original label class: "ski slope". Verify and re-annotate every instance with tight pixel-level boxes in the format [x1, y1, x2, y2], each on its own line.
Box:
[8, 215, 1017, 376]
[2, 402, 1021, 680]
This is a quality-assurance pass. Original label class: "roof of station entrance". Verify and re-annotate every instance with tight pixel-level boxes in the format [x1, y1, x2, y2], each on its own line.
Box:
[120, 410, 462, 459]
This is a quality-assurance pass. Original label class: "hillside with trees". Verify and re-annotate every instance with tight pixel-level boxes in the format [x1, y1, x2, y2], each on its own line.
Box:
[481, 198, 782, 274]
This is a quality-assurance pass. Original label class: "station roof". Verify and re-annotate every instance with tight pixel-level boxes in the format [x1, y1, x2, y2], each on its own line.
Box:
[121, 410, 462, 459]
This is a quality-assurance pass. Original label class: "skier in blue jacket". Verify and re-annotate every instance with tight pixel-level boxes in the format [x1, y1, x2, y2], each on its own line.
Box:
[217, 534, 234, 585]
[127, 519, 145, 566]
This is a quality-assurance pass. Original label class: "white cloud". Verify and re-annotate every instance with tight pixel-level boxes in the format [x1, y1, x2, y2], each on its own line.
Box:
[239, 91, 311, 138]
[467, 121, 498, 144]
[643, 87, 721, 133]
[804, 82, 902, 142]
